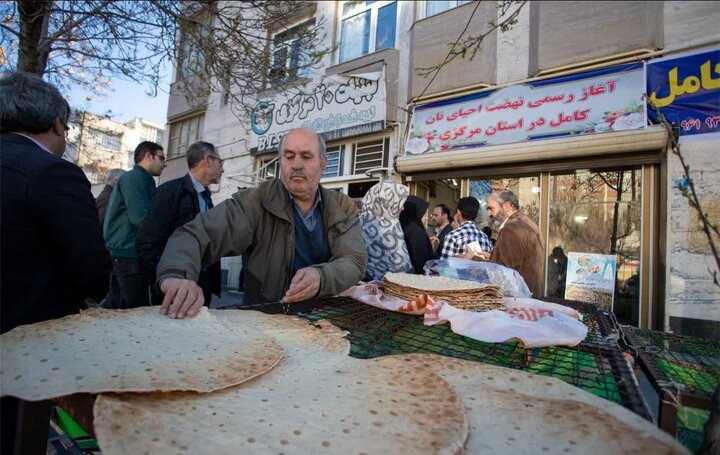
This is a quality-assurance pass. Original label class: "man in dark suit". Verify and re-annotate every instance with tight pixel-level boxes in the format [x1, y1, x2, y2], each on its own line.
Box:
[137, 141, 224, 306]
[0, 71, 112, 453]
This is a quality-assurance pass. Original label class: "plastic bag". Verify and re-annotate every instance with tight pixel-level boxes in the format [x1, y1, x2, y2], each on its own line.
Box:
[424, 257, 532, 298]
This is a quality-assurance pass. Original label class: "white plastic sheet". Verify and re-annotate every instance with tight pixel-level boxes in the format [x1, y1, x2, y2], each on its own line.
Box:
[339, 283, 588, 348]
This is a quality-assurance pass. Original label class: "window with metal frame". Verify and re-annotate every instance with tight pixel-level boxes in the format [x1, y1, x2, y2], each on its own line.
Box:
[352, 137, 389, 175]
[270, 18, 316, 85]
[258, 157, 279, 179]
[87, 128, 122, 151]
[421, 0, 471, 19]
[168, 114, 205, 158]
[322, 145, 344, 179]
[339, 1, 397, 63]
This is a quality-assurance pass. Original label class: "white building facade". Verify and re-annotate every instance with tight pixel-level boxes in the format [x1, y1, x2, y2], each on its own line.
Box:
[164, 1, 720, 337]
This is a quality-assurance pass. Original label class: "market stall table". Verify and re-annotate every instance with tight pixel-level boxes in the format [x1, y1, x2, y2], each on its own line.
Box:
[241, 295, 653, 421]
[45, 295, 654, 453]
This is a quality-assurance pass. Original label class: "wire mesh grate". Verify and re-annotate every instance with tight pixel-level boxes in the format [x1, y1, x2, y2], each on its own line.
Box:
[624, 326, 720, 398]
[296, 297, 650, 419]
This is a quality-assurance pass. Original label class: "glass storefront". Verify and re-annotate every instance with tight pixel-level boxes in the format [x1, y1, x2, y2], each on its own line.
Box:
[469, 176, 541, 241]
[547, 167, 643, 326]
[411, 164, 654, 328]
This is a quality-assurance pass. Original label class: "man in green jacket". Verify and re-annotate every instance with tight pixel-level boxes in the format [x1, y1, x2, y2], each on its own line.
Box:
[157, 128, 367, 319]
[103, 141, 166, 308]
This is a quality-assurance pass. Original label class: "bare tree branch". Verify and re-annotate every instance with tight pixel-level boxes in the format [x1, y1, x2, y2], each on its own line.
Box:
[0, 0, 327, 119]
[647, 97, 720, 288]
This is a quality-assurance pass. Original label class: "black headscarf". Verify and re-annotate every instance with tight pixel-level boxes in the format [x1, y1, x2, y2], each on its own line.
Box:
[400, 196, 434, 274]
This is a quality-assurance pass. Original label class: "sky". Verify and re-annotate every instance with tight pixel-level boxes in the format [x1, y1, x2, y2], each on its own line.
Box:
[66, 67, 172, 125]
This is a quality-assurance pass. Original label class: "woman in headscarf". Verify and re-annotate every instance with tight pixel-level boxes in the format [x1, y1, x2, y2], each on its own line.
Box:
[399, 195, 434, 274]
[359, 182, 413, 281]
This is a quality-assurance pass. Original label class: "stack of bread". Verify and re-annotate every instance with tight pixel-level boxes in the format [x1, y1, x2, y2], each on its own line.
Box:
[383, 272, 505, 312]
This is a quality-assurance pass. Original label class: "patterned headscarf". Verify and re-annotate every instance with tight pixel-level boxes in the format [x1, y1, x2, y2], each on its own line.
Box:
[359, 182, 413, 281]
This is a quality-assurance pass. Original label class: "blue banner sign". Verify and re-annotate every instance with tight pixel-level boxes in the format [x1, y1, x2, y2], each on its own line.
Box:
[647, 49, 720, 137]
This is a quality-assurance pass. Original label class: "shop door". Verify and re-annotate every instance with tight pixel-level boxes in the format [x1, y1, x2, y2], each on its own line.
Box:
[547, 167, 644, 326]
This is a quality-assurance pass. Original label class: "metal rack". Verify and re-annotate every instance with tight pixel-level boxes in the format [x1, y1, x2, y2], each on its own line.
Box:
[277, 296, 653, 420]
[623, 326, 720, 436]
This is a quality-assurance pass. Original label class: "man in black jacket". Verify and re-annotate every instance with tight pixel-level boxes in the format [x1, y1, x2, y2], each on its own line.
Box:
[95, 168, 125, 227]
[0, 71, 112, 453]
[137, 141, 224, 306]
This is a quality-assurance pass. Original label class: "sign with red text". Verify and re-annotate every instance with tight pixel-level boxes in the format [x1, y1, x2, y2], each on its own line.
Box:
[405, 63, 645, 155]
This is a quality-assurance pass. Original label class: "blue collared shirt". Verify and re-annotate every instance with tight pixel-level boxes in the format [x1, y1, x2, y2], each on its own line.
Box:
[189, 173, 210, 212]
[289, 190, 323, 231]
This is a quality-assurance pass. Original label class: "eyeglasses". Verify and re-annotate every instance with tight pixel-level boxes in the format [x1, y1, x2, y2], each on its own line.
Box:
[154, 153, 166, 162]
[208, 155, 224, 167]
[63, 123, 70, 138]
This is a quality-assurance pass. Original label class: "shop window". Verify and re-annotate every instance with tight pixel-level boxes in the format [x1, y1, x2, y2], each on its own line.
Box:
[547, 168, 642, 326]
[168, 114, 204, 158]
[322, 145, 344, 179]
[352, 137, 389, 175]
[269, 18, 316, 85]
[422, 1, 471, 19]
[339, 1, 397, 63]
[469, 176, 541, 232]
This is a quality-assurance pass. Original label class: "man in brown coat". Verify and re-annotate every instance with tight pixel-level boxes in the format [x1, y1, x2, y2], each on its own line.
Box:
[485, 190, 544, 297]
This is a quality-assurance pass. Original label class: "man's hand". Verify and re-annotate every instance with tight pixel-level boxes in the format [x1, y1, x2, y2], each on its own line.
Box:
[159, 278, 204, 319]
[430, 236, 439, 249]
[283, 267, 321, 303]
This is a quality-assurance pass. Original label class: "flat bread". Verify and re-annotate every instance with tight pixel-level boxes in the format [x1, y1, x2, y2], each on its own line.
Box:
[0, 307, 283, 400]
[376, 354, 687, 454]
[94, 310, 469, 455]
[384, 272, 484, 291]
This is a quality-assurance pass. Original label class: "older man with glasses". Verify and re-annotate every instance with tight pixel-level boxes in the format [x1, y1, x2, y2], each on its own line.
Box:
[102, 140, 166, 309]
[137, 141, 224, 307]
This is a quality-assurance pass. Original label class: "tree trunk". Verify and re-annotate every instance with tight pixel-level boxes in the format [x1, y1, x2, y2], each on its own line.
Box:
[17, 0, 52, 75]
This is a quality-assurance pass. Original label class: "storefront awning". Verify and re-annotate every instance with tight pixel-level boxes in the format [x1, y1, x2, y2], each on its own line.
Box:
[397, 126, 668, 175]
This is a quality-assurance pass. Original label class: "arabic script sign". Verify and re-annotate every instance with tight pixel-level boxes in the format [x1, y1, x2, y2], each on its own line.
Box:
[405, 64, 645, 155]
[250, 72, 386, 154]
[647, 49, 720, 138]
[565, 253, 617, 311]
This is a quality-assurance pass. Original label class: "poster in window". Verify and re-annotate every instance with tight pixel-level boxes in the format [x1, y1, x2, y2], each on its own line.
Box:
[564, 252, 617, 310]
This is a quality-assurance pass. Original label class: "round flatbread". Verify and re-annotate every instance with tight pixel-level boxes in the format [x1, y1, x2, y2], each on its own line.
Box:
[94, 310, 469, 455]
[0, 307, 283, 400]
[376, 354, 687, 454]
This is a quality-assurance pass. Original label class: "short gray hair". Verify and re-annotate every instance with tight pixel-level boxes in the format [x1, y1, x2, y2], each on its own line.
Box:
[105, 168, 125, 186]
[0, 71, 70, 135]
[186, 141, 217, 169]
[490, 190, 520, 210]
[278, 128, 326, 159]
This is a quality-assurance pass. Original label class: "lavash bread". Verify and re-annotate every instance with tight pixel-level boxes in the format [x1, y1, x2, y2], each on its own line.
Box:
[0, 307, 284, 400]
[384, 272, 505, 311]
[94, 310, 469, 455]
[376, 354, 688, 455]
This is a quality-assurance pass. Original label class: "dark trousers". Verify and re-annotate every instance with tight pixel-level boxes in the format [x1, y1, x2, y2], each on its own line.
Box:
[103, 258, 150, 309]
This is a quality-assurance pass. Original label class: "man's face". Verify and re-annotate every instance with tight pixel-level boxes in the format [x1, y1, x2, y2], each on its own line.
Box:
[279, 129, 327, 201]
[207, 153, 224, 184]
[486, 198, 506, 224]
[431, 207, 447, 226]
[149, 149, 166, 176]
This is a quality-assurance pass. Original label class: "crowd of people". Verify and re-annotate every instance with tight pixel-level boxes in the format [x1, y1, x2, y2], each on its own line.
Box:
[1, 70, 552, 452]
[1, 71, 548, 326]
